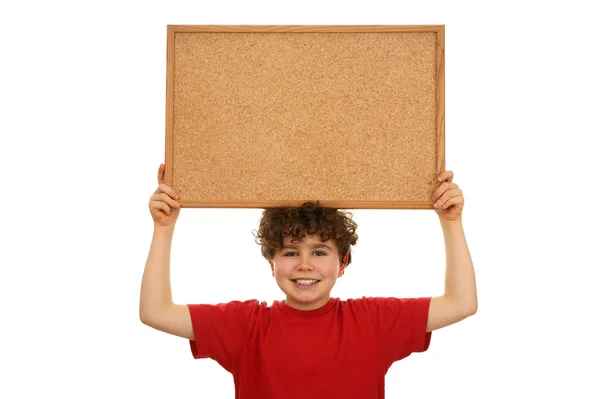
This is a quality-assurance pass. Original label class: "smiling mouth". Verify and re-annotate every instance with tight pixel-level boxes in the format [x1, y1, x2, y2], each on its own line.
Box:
[292, 279, 320, 286]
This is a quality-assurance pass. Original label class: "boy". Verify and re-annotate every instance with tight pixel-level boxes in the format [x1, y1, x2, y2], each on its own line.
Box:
[140, 164, 477, 398]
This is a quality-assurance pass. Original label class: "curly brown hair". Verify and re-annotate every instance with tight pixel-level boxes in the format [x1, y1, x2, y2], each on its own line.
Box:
[253, 201, 359, 269]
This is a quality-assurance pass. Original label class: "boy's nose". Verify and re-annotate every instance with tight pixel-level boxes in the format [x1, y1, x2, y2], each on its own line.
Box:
[296, 259, 315, 270]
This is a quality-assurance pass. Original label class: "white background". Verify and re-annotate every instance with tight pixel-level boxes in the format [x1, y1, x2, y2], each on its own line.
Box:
[1, 0, 598, 398]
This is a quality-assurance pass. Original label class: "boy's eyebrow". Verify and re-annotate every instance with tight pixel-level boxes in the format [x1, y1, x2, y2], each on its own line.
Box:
[281, 244, 332, 250]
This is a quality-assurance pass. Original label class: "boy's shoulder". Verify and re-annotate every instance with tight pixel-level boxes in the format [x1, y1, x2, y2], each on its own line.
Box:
[219, 296, 402, 314]
[191, 296, 429, 329]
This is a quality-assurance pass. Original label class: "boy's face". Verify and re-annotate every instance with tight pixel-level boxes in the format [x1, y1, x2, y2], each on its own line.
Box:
[268, 234, 347, 311]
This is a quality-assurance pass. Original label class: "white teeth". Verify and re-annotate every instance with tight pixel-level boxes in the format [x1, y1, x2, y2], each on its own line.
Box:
[295, 279, 318, 285]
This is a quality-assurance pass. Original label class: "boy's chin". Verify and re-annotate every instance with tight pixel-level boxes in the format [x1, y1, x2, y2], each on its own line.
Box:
[284, 283, 335, 308]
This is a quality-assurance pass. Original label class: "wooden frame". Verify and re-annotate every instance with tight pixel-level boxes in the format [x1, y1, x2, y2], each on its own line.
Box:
[164, 25, 445, 209]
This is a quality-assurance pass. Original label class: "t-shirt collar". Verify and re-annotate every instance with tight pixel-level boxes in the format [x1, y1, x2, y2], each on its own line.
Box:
[275, 297, 338, 317]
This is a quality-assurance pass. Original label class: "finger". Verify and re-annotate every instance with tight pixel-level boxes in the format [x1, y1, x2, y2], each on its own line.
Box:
[151, 193, 180, 208]
[153, 183, 180, 199]
[435, 188, 462, 207]
[433, 188, 462, 208]
[431, 182, 458, 202]
[433, 188, 463, 209]
[436, 196, 459, 211]
[151, 200, 171, 216]
[158, 164, 165, 185]
[438, 170, 454, 182]
[159, 183, 180, 200]
[149, 193, 178, 209]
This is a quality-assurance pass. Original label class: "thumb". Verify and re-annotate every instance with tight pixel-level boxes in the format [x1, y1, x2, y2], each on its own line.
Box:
[157, 164, 165, 185]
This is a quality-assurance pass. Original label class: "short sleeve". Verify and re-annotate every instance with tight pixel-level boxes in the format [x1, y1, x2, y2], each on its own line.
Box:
[187, 299, 258, 372]
[362, 297, 432, 367]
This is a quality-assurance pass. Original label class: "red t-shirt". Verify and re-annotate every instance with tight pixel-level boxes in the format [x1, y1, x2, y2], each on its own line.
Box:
[187, 296, 431, 399]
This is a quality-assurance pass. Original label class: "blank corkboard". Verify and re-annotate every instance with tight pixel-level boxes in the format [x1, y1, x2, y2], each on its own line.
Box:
[164, 25, 445, 209]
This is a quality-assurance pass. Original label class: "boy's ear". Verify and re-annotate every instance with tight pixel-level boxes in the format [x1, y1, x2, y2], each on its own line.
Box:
[338, 252, 349, 277]
[269, 260, 274, 276]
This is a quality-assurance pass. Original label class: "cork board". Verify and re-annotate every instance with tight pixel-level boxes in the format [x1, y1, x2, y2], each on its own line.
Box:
[164, 25, 445, 209]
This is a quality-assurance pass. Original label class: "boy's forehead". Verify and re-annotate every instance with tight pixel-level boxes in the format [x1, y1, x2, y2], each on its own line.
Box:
[283, 234, 332, 245]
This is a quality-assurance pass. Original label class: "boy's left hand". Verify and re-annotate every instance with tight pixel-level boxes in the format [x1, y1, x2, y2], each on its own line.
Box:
[431, 170, 464, 223]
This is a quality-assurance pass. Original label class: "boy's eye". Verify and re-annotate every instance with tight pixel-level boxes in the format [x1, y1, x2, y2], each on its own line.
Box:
[283, 251, 327, 256]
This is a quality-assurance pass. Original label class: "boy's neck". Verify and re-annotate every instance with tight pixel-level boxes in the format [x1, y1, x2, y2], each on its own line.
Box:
[284, 295, 331, 311]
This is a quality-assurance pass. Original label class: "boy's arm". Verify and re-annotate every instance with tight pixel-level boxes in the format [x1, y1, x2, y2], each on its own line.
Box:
[426, 219, 478, 332]
[139, 225, 195, 341]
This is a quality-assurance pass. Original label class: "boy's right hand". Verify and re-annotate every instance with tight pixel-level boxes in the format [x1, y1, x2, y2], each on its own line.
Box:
[149, 164, 181, 227]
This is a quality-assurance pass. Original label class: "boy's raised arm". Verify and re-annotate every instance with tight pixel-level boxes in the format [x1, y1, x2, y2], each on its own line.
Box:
[139, 164, 194, 340]
[426, 171, 478, 332]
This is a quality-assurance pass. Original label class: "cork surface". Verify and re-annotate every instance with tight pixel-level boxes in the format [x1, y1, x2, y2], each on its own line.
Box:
[166, 26, 444, 209]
